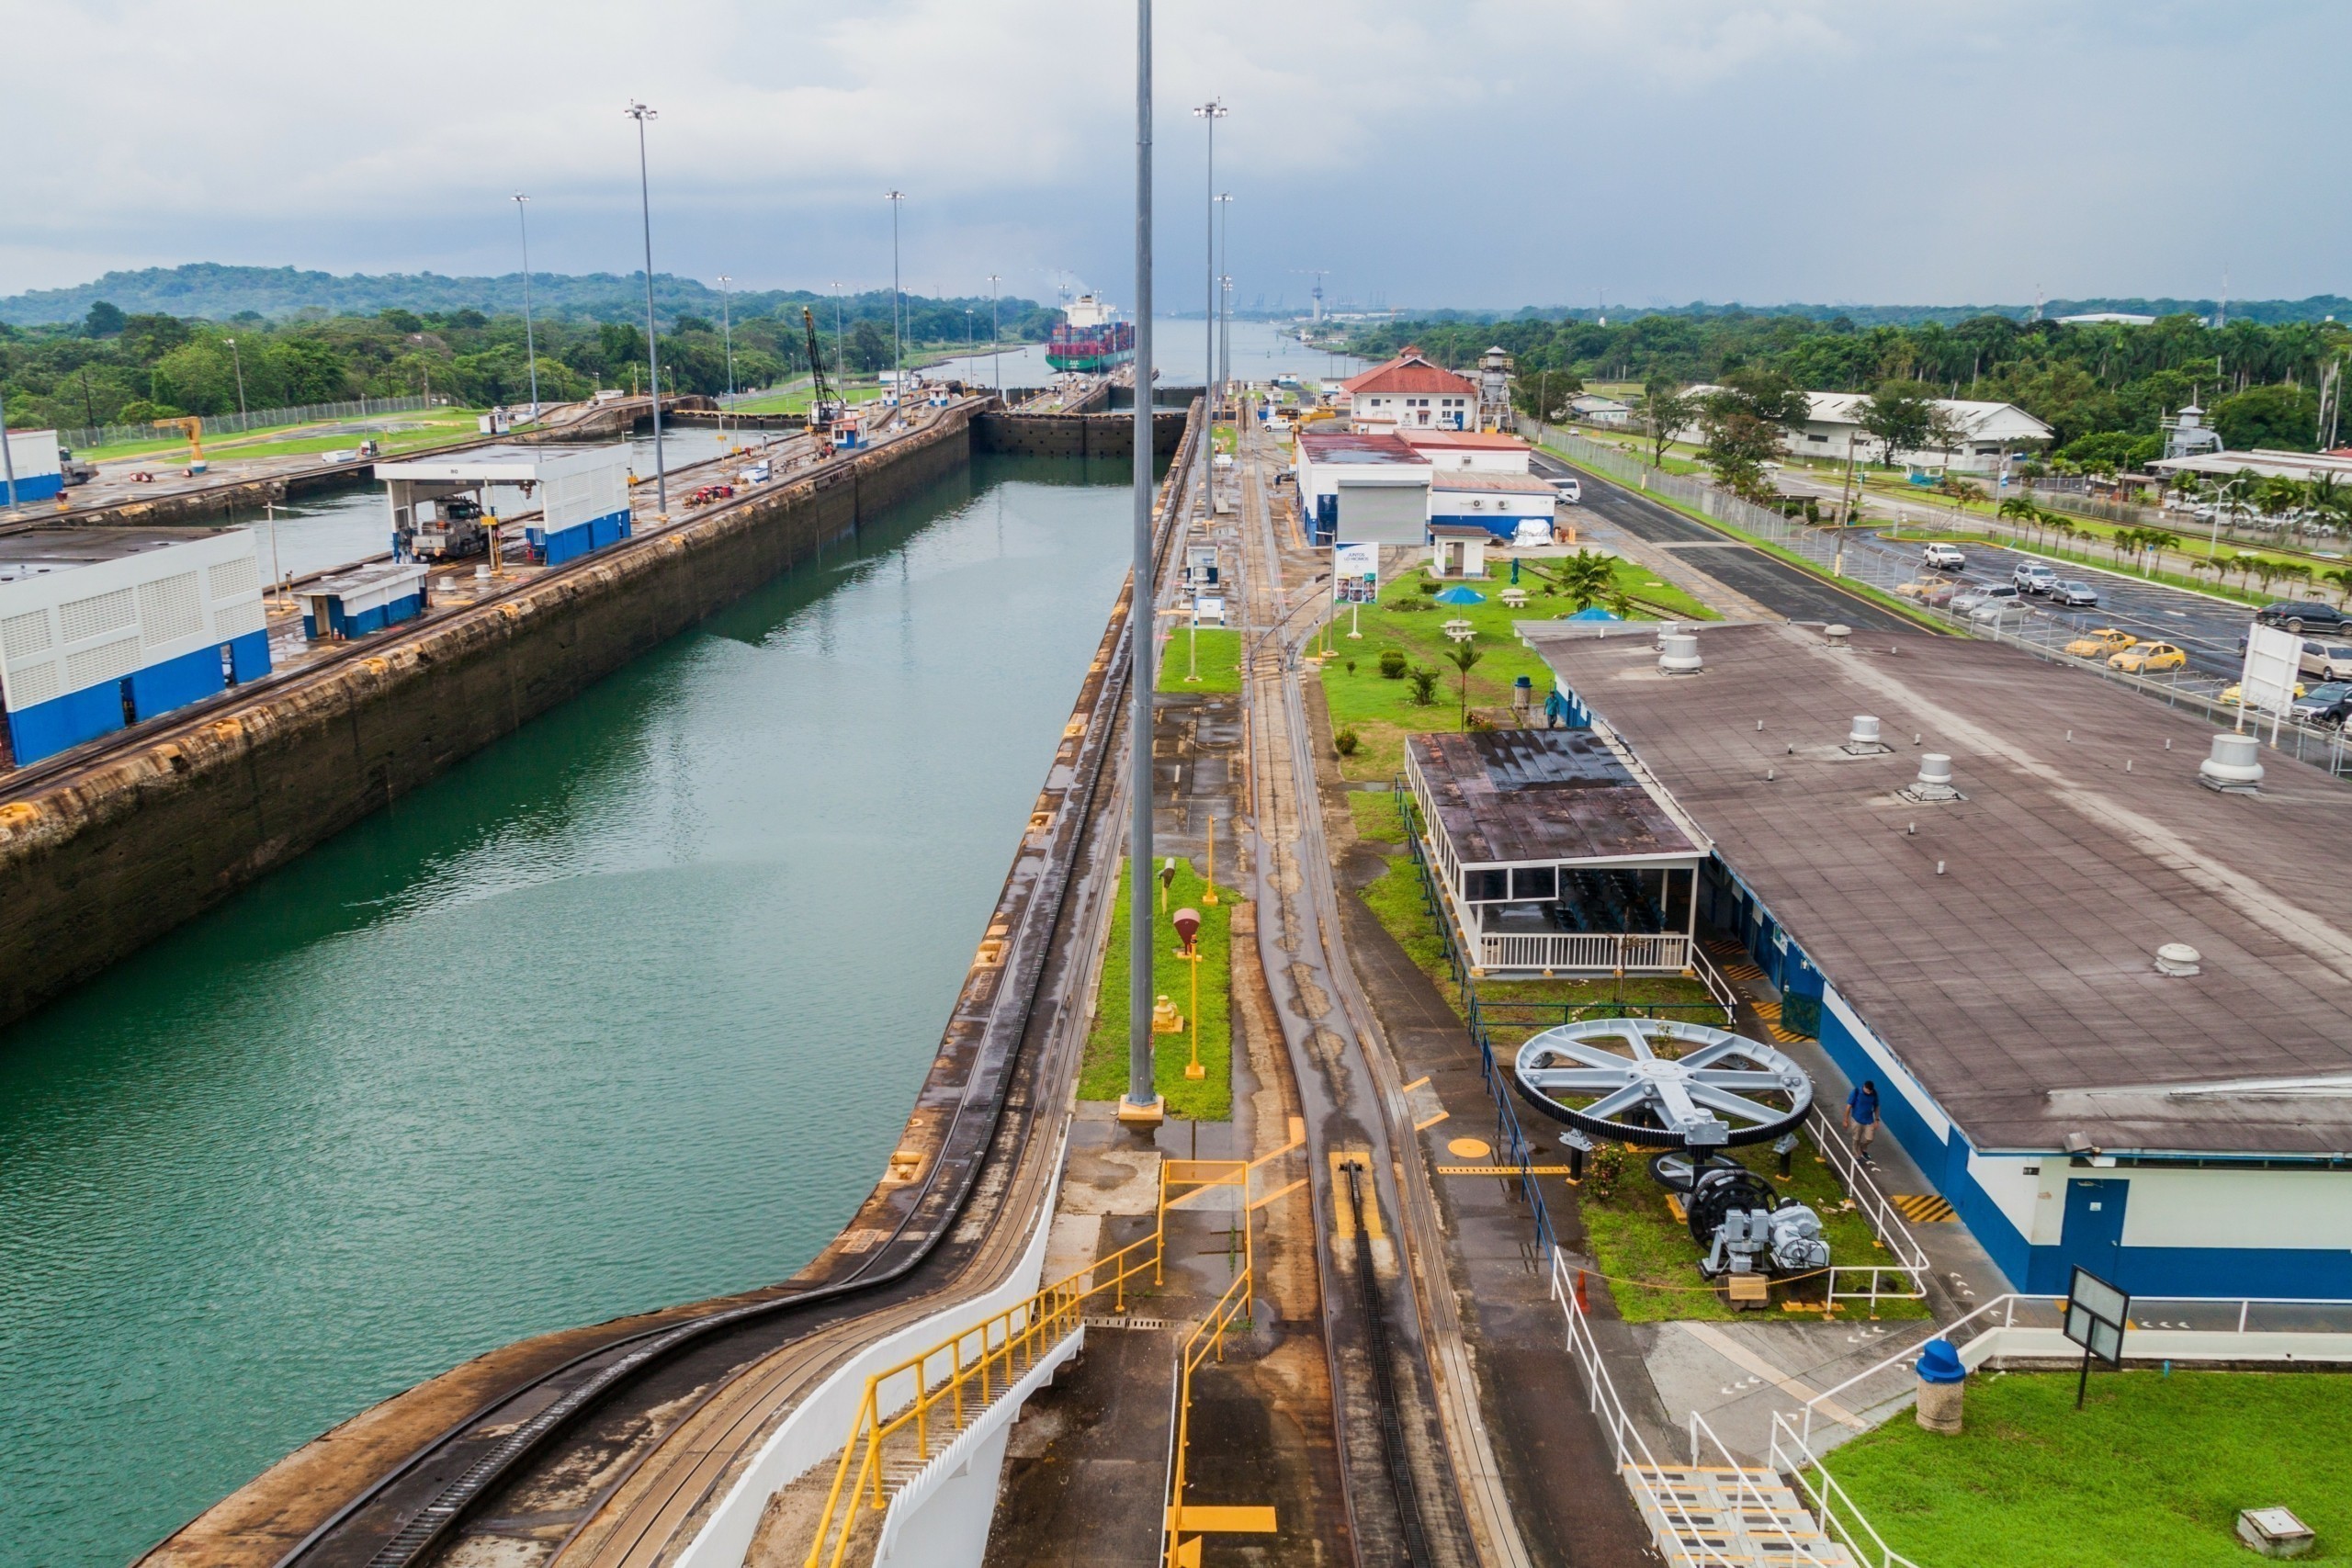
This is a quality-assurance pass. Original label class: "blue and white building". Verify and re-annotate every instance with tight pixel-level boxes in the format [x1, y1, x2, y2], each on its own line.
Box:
[1427, 471, 1558, 539]
[3, 429, 66, 505]
[1294, 429, 1431, 547]
[0, 529, 271, 765]
[1525, 619, 2352, 1302]
[378, 444, 632, 569]
[301, 562, 430, 642]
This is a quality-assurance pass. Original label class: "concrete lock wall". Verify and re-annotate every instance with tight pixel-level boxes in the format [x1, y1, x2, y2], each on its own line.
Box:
[0, 407, 975, 1030]
[970, 409, 1186, 459]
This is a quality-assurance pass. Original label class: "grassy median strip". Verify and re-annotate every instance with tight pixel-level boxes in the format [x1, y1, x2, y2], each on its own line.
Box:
[1079, 858, 1239, 1120]
[1158, 625, 1242, 693]
[1820, 1369, 2352, 1567]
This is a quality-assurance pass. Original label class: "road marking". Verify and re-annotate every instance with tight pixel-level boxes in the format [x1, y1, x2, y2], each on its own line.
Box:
[1414, 1109, 1451, 1131]
[1679, 1323, 1866, 1429]
[1168, 1506, 1278, 1533]
[1329, 1150, 1383, 1241]
[1891, 1193, 1956, 1223]
[1446, 1136, 1492, 1159]
[1400, 1075, 1430, 1093]
[1249, 1177, 1308, 1212]
[1435, 1164, 1576, 1176]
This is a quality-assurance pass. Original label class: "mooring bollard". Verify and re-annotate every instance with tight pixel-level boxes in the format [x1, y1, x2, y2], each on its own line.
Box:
[1915, 1337, 1965, 1434]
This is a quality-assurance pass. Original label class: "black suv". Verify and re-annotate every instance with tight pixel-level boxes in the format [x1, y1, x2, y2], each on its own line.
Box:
[2256, 601, 2348, 633]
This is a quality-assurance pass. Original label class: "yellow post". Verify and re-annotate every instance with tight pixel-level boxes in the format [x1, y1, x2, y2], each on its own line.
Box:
[1183, 940, 1204, 1079]
[1203, 817, 1217, 906]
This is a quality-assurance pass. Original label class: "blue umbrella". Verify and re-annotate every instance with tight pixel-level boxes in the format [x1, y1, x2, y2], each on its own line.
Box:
[1433, 585, 1487, 604]
[1566, 606, 1622, 621]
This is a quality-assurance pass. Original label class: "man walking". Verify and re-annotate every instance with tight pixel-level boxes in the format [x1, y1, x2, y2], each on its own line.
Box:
[1845, 1078, 1881, 1161]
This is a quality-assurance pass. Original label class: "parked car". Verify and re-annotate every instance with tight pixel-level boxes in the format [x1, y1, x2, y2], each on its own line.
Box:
[2064, 626, 2137, 660]
[2110, 642, 2188, 674]
[2052, 580, 2100, 607]
[1548, 475, 1582, 503]
[2299, 639, 2352, 681]
[2256, 601, 2349, 633]
[1896, 578, 1959, 608]
[2220, 679, 2306, 705]
[1951, 581, 2020, 614]
[2012, 561, 2060, 595]
[2298, 688, 2352, 728]
[2290, 682, 2352, 723]
[1921, 543, 1966, 570]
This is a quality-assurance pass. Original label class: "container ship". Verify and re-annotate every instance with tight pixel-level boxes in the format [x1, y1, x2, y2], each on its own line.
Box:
[1044, 293, 1135, 372]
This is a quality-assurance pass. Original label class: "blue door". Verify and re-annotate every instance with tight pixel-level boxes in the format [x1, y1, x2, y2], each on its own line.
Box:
[2063, 1179, 2129, 1279]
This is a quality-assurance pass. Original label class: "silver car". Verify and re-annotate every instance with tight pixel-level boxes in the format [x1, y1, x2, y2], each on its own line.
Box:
[2052, 580, 2099, 607]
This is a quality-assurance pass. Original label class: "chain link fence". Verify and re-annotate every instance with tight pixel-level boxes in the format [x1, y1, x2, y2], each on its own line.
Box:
[63, 394, 444, 453]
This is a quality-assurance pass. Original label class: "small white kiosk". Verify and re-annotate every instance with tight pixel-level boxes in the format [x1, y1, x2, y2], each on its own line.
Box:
[377, 445, 632, 567]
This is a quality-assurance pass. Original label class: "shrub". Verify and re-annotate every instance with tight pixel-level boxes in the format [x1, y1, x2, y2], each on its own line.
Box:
[1407, 667, 1441, 705]
[1334, 728, 1361, 757]
[1417, 579, 1441, 595]
[1379, 649, 1408, 679]
[1589, 1141, 1629, 1201]
[1344, 658, 1357, 674]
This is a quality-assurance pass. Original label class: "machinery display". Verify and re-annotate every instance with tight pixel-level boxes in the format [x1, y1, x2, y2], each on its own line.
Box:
[1515, 1019, 1830, 1287]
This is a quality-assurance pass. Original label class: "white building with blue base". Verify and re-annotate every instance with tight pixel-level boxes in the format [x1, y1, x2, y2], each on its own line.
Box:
[4, 429, 66, 505]
[378, 444, 632, 569]
[0, 529, 271, 766]
[1528, 619, 2352, 1303]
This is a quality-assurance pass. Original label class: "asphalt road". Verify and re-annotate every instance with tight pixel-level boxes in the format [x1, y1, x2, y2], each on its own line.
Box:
[1533, 450, 1910, 631]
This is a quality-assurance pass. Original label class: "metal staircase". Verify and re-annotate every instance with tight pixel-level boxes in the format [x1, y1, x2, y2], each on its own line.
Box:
[1623, 1462, 1858, 1567]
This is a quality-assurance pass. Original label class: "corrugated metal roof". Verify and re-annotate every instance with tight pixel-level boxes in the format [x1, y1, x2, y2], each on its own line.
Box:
[1297, 430, 1430, 466]
[1524, 620, 2352, 1155]
[1408, 728, 1702, 867]
[1430, 471, 1556, 494]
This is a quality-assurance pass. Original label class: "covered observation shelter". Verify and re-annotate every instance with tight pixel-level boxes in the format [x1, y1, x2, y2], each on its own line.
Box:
[1404, 727, 1708, 977]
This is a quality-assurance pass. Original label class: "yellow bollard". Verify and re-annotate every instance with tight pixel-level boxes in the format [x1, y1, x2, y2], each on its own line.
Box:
[1203, 817, 1217, 906]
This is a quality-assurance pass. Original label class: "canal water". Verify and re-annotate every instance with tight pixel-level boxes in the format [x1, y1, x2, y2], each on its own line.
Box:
[0, 453, 1135, 1568]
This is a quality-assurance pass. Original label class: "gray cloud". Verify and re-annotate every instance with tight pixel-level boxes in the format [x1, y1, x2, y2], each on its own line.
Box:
[0, 0, 2342, 310]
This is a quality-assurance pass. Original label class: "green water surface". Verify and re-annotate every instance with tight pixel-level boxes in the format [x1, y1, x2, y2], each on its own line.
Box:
[0, 455, 1133, 1567]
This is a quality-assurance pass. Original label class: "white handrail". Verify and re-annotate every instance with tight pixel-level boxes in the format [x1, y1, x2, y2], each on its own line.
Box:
[1769, 1410, 1924, 1568]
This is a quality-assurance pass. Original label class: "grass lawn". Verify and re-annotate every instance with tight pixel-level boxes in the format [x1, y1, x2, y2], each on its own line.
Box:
[1078, 858, 1241, 1121]
[1348, 789, 1407, 844]
[1577, 1130, 1928, 1323]
[1159, 626, 1241, 693]
[85, 407, 483, 462]
[1317, 557, 1713, 782]
[1822, 1370, 2352, 1566]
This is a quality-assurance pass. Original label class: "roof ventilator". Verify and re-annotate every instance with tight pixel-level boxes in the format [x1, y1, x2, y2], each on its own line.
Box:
[1824, 623, 1851, 647]
[2154, 942, 2203, 977]
[1658, 632, 1702, 675]
[1901, 752, 1962, 802]
[2197, 732, 2264, 795]
[1654, 620, 1679, 652]
[1842, 714, 1892, 755]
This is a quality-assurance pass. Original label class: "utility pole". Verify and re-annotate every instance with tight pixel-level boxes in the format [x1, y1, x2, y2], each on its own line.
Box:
[1125, 0, 1162, 1126]
[718, 273, 734, 437]
[513, 193, 540, 420]
[1193, 98, 1226, 516]
[831, 280, 845, 394]
[224, 337, 248, 421]
[885, 191, 906, 417]
[987, 273, 1002, 396]
[0, 376, 17, 512]
[1215, 190, 1233, 418]
[626, 99, 668, 518]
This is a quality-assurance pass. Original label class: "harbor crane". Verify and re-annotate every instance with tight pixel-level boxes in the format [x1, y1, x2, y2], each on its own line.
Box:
[153, 416, 207, 475]
[801, 307, 846, 441]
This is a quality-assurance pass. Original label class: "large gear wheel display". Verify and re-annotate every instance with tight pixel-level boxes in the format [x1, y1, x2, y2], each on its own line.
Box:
[1512, 1018, 1814, 1150]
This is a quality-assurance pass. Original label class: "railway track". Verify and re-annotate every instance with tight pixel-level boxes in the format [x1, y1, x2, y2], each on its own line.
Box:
[214, 400, 1206, 1568]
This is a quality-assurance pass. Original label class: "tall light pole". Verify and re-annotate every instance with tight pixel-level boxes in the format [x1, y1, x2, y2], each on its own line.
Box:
[965, 306, 975, 375]
[626, 99, 668, 517]
[987, 273, 1002, 396]
[885, 190, 906, 414]
[1215, 189, 1233, 414]
[224, 337, 248, 421]
[1125, 0, 1160, 1126]
[717, 273, 735, 435]
[0, 378, 17, 511]
[830, 280, 845, 393]
[1192, 98, 1226, 516]
[513, 193, 540, 420]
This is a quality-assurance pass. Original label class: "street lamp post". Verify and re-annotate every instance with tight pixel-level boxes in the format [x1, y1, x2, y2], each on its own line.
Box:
[986, 274, 1002, 397]
[224, 337, 248, 421]
[965, 306, 974, 373]
[1125, 0, 1161, 1125]
[885, 191, 906, 417]
[718, 273, 735, 438]
[1214, 191, 1232, 417]
[513, 193, 540, 420]
[0, 378, 17, 511]
[625, 100, 669, 517]
[1192, 99, 1226, 516]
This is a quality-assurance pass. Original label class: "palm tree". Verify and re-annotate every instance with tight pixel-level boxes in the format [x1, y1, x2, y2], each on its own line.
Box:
[1559, 549, 1615, 612]
[1445, 640, 1484, 730]
[2280, 560, 2316, 599]
[2249, 557, 2280, 596]
[2048, 515, 2079, 558]
[2141, 529, 2179, 575]
[2324, 567, 2352, 608]
[1997, 494, 2038, 544]
[2111, 526, 2140, 566]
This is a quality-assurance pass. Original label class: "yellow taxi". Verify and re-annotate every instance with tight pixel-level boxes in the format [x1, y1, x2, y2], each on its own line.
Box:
[2064, 627, 2137, 660]
[2109, 642, 2187, 674]
[2219, 680, 2305, 705]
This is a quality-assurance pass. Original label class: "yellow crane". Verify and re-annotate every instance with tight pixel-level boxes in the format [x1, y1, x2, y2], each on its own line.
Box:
[153, 416, 207, 475]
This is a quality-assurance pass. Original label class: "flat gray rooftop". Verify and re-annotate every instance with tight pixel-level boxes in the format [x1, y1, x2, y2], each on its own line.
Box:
[1408, 728, 1701, 866]
[0, 525, 229, 581]
[1523, 619, 2352, 1156]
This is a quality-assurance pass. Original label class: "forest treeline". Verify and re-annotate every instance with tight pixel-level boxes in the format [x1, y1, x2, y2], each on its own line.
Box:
[0, 288, 1052, 430]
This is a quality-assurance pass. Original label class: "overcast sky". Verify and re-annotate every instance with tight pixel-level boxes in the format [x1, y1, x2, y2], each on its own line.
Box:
[2, 0, 2343, 313]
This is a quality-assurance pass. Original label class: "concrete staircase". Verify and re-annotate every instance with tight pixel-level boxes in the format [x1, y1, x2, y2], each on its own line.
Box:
[1623, 1463, 1858, 1567]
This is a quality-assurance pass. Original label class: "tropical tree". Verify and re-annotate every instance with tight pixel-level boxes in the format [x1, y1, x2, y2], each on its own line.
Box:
[1697, 368, 1809, 501]
[1852, 379, 1938, 468]
[1638, 376, 1693, 470]
[1444, 640, 1484, 730]
[1558, 549, 1616, 611]
[2111, 526, 2140, 565]
[2324, 567, 2352, 607]
[2140, 529, 2180, 574]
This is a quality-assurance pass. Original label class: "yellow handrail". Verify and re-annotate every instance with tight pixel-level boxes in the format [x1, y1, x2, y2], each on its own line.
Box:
[1160, 1265, 1255, 1568]
[804, 1157, 1254, 1568]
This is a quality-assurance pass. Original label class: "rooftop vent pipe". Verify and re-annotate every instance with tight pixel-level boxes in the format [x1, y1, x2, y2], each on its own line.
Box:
[2197, 732, 2264, 795]
[1658, 633, 1702, 676]
[2154, 942, 2203, 977]
[1902, 752, 1962, 802]
[1824, 623, 1851, 647]
[1843, 715, 1892, 755]
[1655, 621, 1680, 652]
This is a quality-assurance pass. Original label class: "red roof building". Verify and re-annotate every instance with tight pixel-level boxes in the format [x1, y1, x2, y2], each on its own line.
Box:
[1340, 345, 1480, 433]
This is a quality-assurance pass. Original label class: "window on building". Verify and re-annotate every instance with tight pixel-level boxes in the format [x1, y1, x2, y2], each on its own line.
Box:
[1510, 866, 1558, 901]
[1464, 869, 1510, 902]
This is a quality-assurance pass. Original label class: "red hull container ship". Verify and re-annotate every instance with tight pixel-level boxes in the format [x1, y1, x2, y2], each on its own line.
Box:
[1044, 293, 1135, 373]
